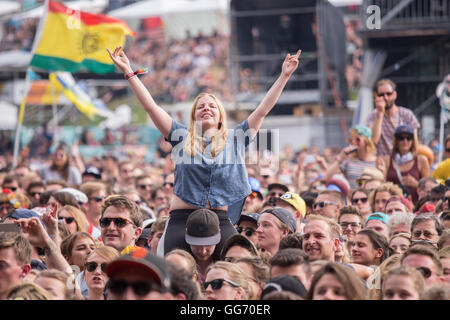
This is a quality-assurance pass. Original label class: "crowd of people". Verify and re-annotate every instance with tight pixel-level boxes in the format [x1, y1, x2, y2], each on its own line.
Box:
[101, 30, 233, 105]
[1, 39, 450, 303]
[0, 17, 37, 52]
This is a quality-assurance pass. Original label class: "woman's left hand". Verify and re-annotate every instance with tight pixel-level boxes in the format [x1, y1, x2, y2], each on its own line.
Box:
[376, 156, 386, 173]
[402, 174, 418, 187]
[17, 217, 50, 248]
[42, 203, 59, 239]
[282, 50, 302, 77]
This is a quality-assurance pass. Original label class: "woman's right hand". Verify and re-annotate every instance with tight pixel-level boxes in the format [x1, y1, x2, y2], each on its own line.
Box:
[374, 96, 386, 115]
[338, 145, 357, 163]
[107, 46, 132, 74]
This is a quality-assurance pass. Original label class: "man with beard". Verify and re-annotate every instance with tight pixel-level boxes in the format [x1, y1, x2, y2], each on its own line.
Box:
[302, 214, 341, 262]
[365, 79, 420, 156]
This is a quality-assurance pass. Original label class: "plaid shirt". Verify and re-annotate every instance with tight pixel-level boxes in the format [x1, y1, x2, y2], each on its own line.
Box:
[365, 106, 420, 156]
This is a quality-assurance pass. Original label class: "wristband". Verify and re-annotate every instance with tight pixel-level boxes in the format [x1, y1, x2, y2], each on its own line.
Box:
[125, 68, 148, 80]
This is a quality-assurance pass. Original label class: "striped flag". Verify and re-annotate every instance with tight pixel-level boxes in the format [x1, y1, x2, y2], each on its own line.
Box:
[49, 71, 110, 119]
[30, 0, 135, 74]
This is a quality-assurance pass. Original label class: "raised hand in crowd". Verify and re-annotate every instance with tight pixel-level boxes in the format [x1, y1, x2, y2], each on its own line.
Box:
[106, 46, 133, 74]
[42, 201, 59, 240]
[17, 217, 72, 274]
[282, 50, 302, 77]
[376, 156, 386, 174]
[374, 95, 386, 115]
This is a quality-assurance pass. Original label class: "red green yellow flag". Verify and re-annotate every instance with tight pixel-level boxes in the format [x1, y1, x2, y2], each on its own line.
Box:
[30, 0, 135, 74]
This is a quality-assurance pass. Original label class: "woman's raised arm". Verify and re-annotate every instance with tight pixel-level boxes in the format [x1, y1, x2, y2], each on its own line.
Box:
[247, 50, 301, 137]
[107, 46, 173, 139]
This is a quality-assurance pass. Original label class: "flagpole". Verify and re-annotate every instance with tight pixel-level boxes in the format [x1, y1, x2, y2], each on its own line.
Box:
[50, 72, 59, 146]
[437, 75, 449, 164]
[12, 69, 32, 169]
[13, 0, 50, 169]
[438, 92, 445, 164]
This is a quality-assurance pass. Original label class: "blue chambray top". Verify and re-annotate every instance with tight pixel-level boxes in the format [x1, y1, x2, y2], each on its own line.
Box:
[166, 119, 255, 208]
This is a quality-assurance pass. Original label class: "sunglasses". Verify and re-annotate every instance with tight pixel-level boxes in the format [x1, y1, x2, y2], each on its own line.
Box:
[58, 217, 75, 224]
[416, 267, 432, 279]
[446, 148, 450, 153]
[1, 204, 11, 211]
[4, 186, 17, 192]
[203, 278, 239, 291]
[432, 196, 443, 203]
[351, 197, 368, 205]
[412, 230, 437, 239]
[268, 192, 284, 198]
[139, 184, 152, 190]
[339, 222, 361, 229]
[29, 192, 43, 197]
[377, 91, 394, 97]
[236, 226, 256, 237]
[397, 135, 413, 141]
[85, 261, 108, 273]
[313, 201, 337, 210]
[223, 257, 236, 263]
[99, 217, 133, 228]
[89, 196, 106, 203]
[107, 279, 161, 297]
[163, 182, 174, 187]
[356, 179, 367, 187]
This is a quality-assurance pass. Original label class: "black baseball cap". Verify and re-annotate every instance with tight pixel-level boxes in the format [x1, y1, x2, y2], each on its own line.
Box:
[237, 213, 260, 225]
[82, 166, 102, 179]
[185, 209, 221, 246]
[106, 247, 170, 288]
[260, 207, 297, 233]
[268, 183, 289, 193]
[260, 275, 307, 299]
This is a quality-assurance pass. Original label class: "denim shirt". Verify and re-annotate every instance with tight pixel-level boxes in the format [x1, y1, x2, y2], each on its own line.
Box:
[166, 119, 254, 209]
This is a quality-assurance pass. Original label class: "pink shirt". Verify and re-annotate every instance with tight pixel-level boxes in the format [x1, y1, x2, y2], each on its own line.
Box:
[365, 106, 419, 156]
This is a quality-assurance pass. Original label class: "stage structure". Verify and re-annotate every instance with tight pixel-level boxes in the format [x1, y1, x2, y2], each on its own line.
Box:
[229, 0, 349, 115]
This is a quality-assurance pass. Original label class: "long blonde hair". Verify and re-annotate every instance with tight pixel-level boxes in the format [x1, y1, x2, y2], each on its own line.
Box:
[58, 205, 88, 233]
[184, 93, 228, 157]
[349, 129, 376, 158]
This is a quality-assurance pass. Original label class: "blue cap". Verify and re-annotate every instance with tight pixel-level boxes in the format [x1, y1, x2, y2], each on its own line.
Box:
[395, 125, 414, 137]
[366, 212, 389, 225]
[327, 184, 342, 193]
[7, 208, 41, 220]
[248, 177, 261, 192]
[352, 125, 372, 139]
[6, 209, 46, 229]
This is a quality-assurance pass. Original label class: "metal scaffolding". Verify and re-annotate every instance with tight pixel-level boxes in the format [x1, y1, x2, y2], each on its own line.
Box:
[357, 0, 450, 142]
[229, 0, 348, 112]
